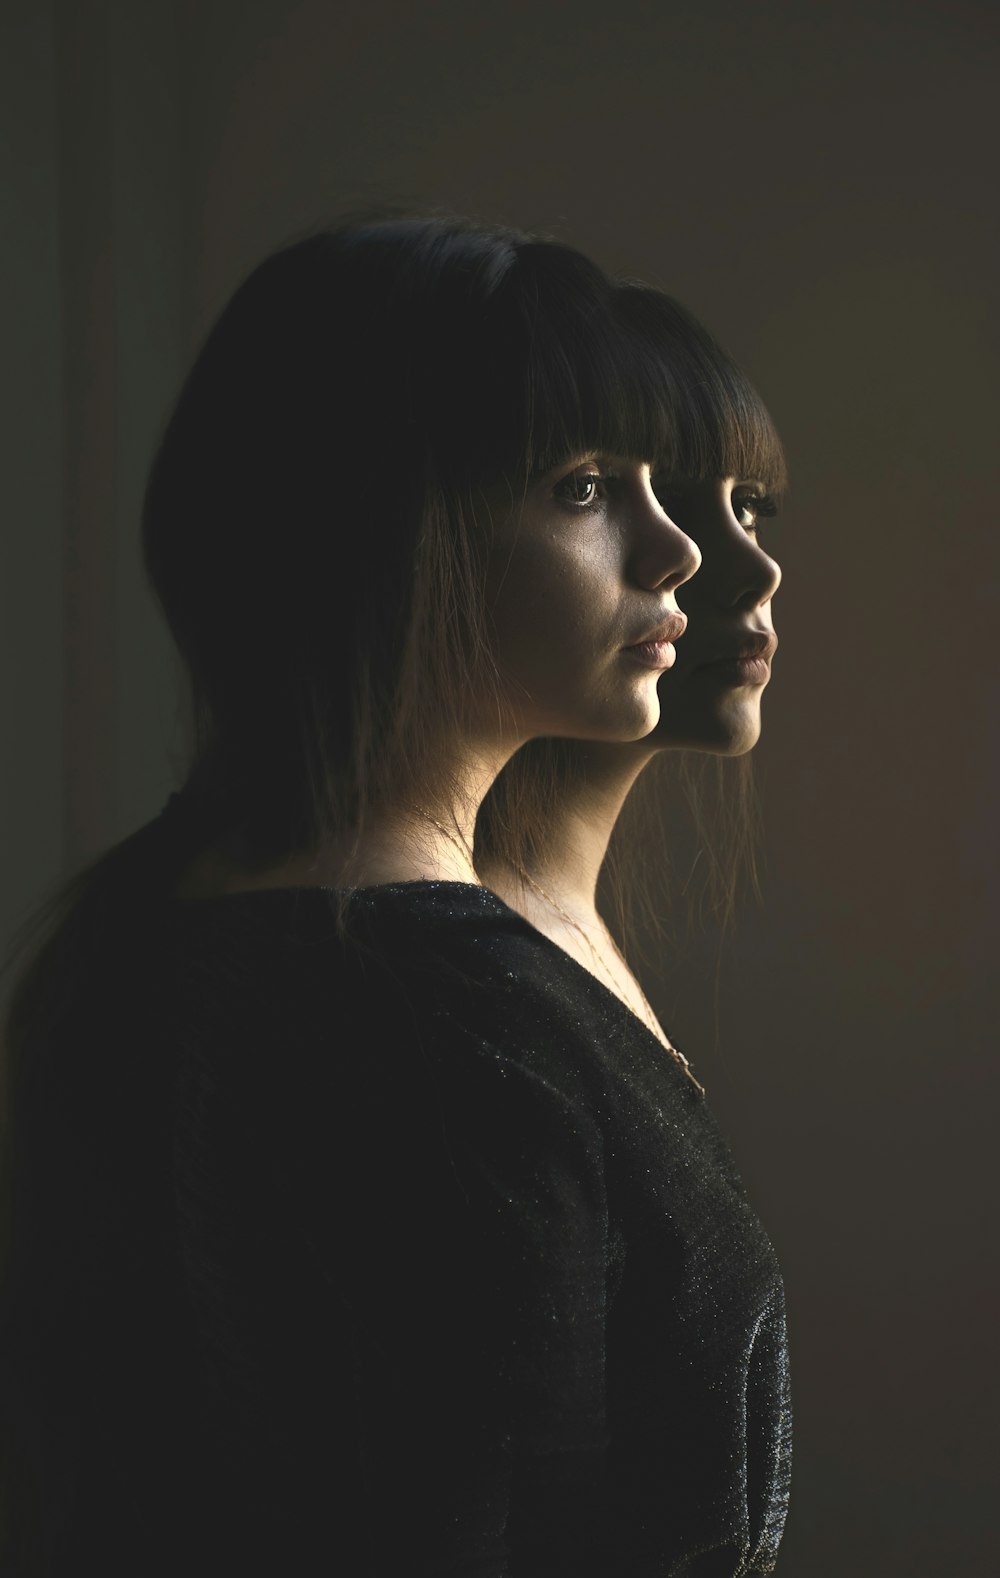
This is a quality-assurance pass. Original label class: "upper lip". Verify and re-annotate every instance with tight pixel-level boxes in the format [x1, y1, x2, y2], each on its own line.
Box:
[623, 611, 688, 648]
[702, 630, 778, 665]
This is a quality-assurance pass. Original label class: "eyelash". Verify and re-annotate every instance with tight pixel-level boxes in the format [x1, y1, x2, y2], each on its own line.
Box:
[732, 490, 779, 534]
[552, 467, 617, 510]
[553, 471, 780, 533]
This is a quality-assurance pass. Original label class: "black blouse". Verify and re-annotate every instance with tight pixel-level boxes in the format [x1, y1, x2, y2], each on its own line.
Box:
[1, 882, 791, 1576]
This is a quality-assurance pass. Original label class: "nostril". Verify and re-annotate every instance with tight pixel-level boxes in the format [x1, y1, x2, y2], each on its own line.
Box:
[660, 567, 693, 594]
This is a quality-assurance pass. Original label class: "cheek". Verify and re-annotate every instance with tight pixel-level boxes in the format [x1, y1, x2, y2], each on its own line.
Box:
[489, 535, 615, 652]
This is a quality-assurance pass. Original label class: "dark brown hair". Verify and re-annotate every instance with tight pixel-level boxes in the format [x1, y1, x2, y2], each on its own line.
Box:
[1, 215, 785, 1564]
[143, 221, 779, 866]
[3, 213, 780, 1149]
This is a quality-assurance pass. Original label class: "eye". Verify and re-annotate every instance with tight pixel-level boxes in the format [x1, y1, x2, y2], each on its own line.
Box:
[552, 466, 613, 510]
[732, 489, 778, 534]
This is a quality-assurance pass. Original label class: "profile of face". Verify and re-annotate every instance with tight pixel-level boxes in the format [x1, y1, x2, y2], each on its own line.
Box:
[650, 476, 782, 754]
[481, 455, 702, 746]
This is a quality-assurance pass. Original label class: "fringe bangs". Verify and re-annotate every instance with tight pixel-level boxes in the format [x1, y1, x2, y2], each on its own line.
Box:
[455, 254, 787, 508]
[473, 248, 687, 486]
[615, 287, 788, 496]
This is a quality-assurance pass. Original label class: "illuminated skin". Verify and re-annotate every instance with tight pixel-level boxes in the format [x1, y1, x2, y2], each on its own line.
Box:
[481, 456, 702, 747]
[368, 455, 702, 882]
[178, 456, 701, 895]
[477, 476, 782, 1032]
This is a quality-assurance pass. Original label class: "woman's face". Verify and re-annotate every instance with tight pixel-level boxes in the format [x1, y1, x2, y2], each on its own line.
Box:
[650, 476, 782, 754]
[482, 456, 701, 746]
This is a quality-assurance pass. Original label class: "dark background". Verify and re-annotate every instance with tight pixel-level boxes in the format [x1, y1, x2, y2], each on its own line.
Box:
[3, 1, 998, 1571]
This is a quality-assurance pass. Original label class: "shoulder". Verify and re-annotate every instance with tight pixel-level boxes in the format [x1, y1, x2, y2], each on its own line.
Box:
[161, 882, 608, 1160]
[345, 881, 609, 1080]
[159, 880, 593, 1077]
[158, 888, 610, 1251]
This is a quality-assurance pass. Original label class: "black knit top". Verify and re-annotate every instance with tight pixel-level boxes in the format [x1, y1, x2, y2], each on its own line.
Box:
[1, 882, 791, 1577]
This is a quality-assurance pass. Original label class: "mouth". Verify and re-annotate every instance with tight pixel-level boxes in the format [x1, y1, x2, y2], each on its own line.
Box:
[696, 630, 778, 686]
[621, 611, 687, 671]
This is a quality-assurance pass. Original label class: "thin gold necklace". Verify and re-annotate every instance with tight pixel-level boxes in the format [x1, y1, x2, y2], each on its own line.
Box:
[519, 869, 705, 1096]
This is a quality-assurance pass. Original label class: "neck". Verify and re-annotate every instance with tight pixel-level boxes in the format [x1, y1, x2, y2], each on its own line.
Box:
[335, 737, 519, 889]
[479, 740, 656, 922]
[182, 739, 520, 899]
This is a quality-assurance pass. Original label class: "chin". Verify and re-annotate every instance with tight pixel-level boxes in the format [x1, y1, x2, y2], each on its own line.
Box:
[654, 697, 764, 755]
[545, 691, 661, 747]
[606, 678, 669, 744]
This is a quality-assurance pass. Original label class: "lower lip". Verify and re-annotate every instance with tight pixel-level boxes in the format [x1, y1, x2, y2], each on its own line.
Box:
[623, 640, 677, 670]
[700, 655, 772, 685]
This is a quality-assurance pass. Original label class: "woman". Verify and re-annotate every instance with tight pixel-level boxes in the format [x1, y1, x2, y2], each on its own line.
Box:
[0, 216, 782, 1575]
[476, 289, 786, 1032]
[474, 296, 790, 1577]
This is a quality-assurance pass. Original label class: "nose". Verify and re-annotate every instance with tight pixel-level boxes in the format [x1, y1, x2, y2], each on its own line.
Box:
[628, 474, 702, 593]
[669, 482, 782, 613]
[722, 532, 781, 611]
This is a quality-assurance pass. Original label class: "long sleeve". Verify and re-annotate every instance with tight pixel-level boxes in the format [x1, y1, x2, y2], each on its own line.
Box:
[169, 929, 614, 1576]
[175, 984, 611, 1565]
[2, 883, 790, 1577]
[329, 1034, 612, 1575]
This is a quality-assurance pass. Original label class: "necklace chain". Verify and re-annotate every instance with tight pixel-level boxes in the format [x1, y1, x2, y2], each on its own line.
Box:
[412, 810, 704, 1096]
[519, 869, 705, 1096]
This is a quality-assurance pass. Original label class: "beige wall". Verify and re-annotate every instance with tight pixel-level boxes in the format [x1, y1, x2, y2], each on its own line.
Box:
[4, 1, 997, 1570]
